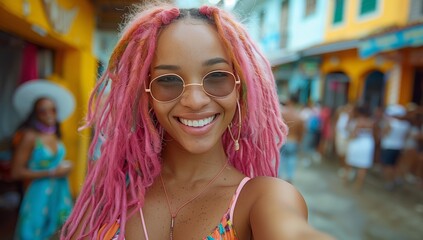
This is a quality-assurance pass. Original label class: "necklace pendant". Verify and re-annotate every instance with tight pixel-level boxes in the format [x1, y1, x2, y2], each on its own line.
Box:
[170, 217, 175, 240]
[234, 140, 240, 151]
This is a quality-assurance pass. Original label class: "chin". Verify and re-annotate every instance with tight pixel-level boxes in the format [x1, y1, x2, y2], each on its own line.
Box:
[186, 147, 210, 155]
[180, 141, 218, 155]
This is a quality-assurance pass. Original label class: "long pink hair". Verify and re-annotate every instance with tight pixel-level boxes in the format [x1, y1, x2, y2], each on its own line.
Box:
[61, 3, 287, 239]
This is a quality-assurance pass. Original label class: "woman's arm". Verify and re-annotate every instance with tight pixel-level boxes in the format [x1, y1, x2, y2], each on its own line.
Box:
[249, 177, 335, 240]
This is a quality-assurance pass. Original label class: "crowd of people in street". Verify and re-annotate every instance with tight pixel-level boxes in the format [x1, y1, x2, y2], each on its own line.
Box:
[278, 97, 423, 193]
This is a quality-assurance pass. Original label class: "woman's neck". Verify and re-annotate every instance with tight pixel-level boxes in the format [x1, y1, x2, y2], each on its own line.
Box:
[160, 143, 228, 181]
[33, 120, 56, 134]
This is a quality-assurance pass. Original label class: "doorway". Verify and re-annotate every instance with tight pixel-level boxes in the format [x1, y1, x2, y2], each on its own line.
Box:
[362, 70, 385, 112]
[412, 68, 423, 105]
[324, 72, 350, 110]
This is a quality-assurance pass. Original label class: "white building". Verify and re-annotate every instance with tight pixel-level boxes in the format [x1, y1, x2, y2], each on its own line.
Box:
[234, 0, 328, 104]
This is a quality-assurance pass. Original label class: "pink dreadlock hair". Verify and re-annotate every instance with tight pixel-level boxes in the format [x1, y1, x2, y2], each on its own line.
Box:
[61, 3, 287, 240]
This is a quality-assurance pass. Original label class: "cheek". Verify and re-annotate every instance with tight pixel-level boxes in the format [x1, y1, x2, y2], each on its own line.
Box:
[228, 105, 237, 123]
[221, 97, 239, 123]
[151, 102, 172, 127]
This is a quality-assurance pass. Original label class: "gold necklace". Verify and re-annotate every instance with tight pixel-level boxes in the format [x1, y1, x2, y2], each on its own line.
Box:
[160, 161, 228, 240]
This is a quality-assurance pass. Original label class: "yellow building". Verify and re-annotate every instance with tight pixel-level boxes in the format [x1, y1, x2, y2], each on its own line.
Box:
[319, 0, 422, 110]
[0, 0, 97, 195]
[325, 0, 409, 42]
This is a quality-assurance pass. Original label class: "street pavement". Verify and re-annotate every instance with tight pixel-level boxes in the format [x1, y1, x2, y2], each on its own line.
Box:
[294, 158, 423, 240]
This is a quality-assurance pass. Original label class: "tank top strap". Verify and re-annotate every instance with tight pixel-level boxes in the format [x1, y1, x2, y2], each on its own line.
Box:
[139, 208, 149, 240]
[229, 177, 251, 219]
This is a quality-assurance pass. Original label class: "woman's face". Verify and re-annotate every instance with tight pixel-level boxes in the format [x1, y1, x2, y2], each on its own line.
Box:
[149, 20, 238, 154]
[35, 98, 57, 126]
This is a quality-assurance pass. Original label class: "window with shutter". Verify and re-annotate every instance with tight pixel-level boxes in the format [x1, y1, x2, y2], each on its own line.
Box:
[305, 0, 317, 17]
[333, 0, 344, 24]
[259, 10, 266, 39]
[360, 0, 377, 16]
[280, 0, 289, 48]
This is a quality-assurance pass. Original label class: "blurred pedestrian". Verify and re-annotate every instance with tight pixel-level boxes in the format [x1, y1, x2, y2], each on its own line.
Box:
[300, 101, 322, 165]
[372, 106, 385, 166]
[334, 103, 353, 177]
[396, 104, 421, 184]
[11, 80, 75, 240]
[318, 106, 334, 158]
[416, 108, 423, 188]
[344, 105, 375, 191]
[279, 95, 304, 183]
[380, 104, 410, 190]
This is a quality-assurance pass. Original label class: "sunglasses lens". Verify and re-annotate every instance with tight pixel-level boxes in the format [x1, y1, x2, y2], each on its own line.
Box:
[203, 71, 236, 97]
[150, 75, 184, 102]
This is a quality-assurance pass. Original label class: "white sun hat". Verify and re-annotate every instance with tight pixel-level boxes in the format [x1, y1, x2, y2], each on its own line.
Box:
[13, 80, 75, 122]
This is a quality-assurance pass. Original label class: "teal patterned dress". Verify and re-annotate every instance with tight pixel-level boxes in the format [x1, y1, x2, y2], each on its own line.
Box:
[15, 138, 73, 240]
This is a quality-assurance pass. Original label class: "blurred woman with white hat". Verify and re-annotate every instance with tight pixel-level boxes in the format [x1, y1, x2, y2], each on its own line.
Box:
[11, 80, 75, 240]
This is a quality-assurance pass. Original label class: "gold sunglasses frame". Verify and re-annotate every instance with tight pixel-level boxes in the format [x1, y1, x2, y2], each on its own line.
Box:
[145, 70, 241, 103]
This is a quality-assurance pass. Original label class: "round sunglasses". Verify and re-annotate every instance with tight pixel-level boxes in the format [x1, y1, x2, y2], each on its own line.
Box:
[145, 70, 240, 102]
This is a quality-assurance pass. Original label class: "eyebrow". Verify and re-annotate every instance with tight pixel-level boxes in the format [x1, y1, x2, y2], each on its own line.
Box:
[203, 57, 229, 66]
[153, 65, 180, 71]
[153, 57, 229, 70]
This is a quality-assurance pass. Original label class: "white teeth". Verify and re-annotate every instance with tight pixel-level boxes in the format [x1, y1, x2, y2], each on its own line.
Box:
[180, 115, 215, 127]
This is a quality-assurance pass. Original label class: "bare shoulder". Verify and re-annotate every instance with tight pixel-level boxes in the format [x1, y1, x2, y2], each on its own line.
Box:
[246, 176, 307, 218]
[243, 176, 334, 240]
[16, 129, 37, 148]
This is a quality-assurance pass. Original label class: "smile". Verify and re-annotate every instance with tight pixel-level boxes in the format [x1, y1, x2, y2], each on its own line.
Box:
[179, 115, 216, 127]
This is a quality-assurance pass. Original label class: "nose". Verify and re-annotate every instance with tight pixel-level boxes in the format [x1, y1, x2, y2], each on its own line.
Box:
[46, 111, 56, 118]
[179, 84, 211, 110]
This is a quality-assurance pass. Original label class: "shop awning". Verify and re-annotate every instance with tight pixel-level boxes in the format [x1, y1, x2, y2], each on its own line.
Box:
[300, 39, 359, 57]
[359, 23, 423, 59]
[268, 52, 300, 66]
[267, 39, 358, 66]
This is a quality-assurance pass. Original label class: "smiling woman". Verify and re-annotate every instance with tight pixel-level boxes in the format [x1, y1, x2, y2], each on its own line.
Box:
[62, 3, 334, 240]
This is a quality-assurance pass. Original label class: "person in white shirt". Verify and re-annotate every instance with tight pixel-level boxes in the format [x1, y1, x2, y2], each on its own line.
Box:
[344, 105, 374, 191]
[380, 105, 411, 190]
[334, 104, 353, 177]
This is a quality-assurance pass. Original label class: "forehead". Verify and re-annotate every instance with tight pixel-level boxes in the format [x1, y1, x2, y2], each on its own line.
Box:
[35, 98, 55, 108]
[152, 20, 230, 69]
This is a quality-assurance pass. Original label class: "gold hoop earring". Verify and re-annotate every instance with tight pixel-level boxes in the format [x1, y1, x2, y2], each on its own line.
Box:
[228, 100, 241, 151]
